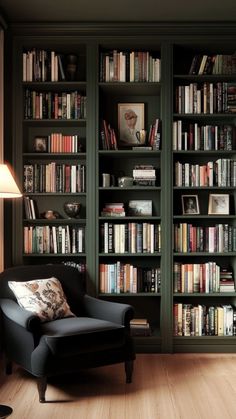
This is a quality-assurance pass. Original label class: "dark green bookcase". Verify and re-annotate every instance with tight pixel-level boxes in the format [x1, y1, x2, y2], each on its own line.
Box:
[172, 39, 236, 352]
[7, 23, 236, 353]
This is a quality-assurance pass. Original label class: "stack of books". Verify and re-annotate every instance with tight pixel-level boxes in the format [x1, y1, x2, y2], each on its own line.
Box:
[101, 203, 126, 217]
[132, 165, 156, 186]
[220, 269, 235, 292]
[130, 318, 151, 336]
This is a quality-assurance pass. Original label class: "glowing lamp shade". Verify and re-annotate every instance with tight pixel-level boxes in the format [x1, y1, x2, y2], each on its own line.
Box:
[0, 164, 22, 198]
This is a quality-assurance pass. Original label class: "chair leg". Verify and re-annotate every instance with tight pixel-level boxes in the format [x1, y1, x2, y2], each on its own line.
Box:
[37, 377, 47, 403]
[125, 360, 133, 383]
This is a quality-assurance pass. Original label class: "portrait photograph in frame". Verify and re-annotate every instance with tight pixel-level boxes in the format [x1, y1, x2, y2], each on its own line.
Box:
[118, 103, 145, 147]
[208, 194, 229, 215]
[34, 136, 47, 152]
[181, 195, 200, 215]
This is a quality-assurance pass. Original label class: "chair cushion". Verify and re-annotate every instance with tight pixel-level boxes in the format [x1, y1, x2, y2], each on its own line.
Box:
[8, 277, 75, 322]
[40, 317, 126, 356]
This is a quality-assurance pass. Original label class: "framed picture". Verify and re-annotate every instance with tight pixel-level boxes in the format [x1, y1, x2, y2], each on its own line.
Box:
[208, 194, 229, 215]
[34, 137, 47, 152]
[128, 200, 152, 216]
[118, 103, 145, 147]
[181, 195, 200, 215]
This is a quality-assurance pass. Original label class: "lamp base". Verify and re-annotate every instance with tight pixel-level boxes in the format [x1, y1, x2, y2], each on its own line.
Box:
[0, 405, 12, 418]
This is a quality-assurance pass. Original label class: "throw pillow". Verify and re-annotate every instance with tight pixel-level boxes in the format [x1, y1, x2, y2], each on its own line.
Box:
[8, 276, 75, 322]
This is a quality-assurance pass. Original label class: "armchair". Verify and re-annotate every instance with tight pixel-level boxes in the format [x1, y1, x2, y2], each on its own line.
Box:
[0, 264, 135, 402]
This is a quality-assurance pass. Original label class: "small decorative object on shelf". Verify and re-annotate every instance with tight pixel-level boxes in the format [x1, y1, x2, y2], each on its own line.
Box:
[34, 137, 48, 152]
[102, 173, 111, 187]
[128, 200, 152, 216]
[64, 202, 81, 218]
[117, 176, 133, 188]
[41, 210, 62, 220]
[181, 195, 200, 215]
[208, 194, 230, 215]
[118, 103, 145, 147]
[66, 54, 78, 81]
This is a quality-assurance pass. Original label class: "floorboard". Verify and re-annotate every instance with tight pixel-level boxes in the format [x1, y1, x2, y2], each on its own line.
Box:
[1, 354, 236, 419]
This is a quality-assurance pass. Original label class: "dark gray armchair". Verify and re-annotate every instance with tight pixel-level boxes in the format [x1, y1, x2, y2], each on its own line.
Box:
[0, 264, 135, 402]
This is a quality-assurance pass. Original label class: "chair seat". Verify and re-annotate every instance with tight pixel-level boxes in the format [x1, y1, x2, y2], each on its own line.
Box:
[40, 317, 126, 357]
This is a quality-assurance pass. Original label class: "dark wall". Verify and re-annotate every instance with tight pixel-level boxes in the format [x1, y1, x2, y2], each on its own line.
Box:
[4, 27, 13, 268]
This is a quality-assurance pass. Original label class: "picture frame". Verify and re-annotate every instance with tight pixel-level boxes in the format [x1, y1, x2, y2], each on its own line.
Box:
[118, 103, 145, 147]
[181, 195, 200, 215]
[208, 194, 229, 215]
[34, 136, 47, 152]
[128, 200, 152, 216]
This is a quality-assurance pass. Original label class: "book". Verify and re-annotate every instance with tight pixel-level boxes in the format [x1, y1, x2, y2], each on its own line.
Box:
[130, 318, 148, 325]
[57, 54, 66, 80]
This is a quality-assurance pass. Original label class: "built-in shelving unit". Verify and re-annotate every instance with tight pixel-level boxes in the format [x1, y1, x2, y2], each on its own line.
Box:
[7, 23, 236, 353]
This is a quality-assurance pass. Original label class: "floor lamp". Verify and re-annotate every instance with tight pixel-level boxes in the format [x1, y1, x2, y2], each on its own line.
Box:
[0, 163, 22, 418]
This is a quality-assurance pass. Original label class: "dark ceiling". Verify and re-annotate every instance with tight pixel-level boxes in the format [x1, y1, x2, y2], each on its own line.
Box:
[0, 0, 236, 23]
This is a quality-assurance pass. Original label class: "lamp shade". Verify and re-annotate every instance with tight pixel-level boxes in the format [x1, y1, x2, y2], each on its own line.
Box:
[0, 164, 22, 198]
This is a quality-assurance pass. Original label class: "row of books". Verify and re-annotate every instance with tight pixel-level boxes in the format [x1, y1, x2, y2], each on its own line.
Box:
[99, 262, 161, 294]
[175, 159, 236, 187]
[24, 225, 85, 254]
[173, 262, 235, 293]
[24, 163, 86, 193]
[100, 120, 118, 150]
[23, 48, 67, 82]
[24, 89, 86, 120]
[175, 82, 236, 114]
[62, 260, 86, 276]
[173, 303, 236, 336]
[146, 119, 161, 150]
[173, 122, 235, 151]
[100, 50, 161, 82]
[189, 53, 236, 75]
[24, 196, 38, 220]
[100, 119, 161, 151]
[33, 133, 82, 153]
[174, 223, 236, 253]
[100, 222, 161, 254]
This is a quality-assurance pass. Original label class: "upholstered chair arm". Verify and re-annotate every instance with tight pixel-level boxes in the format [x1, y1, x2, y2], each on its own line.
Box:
[83, 295, 134, 327]
[0, 299, 41, 332]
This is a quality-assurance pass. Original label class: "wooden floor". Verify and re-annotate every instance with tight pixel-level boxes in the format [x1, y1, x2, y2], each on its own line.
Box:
[1, 354, 236, 418]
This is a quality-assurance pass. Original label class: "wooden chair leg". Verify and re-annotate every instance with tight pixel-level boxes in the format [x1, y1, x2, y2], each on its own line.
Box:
[37, 376, 47, 403]
[125, 360, 134, 383]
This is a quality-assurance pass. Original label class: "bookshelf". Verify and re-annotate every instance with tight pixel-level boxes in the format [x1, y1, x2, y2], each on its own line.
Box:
[172, 41, 236, 352]
[12, 39, 89, 283]
[97, 41, 163, 352]
[7, 23, 236, 353]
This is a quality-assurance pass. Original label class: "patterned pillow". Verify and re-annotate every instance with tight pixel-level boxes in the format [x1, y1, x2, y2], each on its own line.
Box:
[8, 277, 75, 322]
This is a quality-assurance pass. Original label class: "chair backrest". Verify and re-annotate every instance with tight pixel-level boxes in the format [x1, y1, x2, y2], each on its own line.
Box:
[0, 264, 86, 316]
